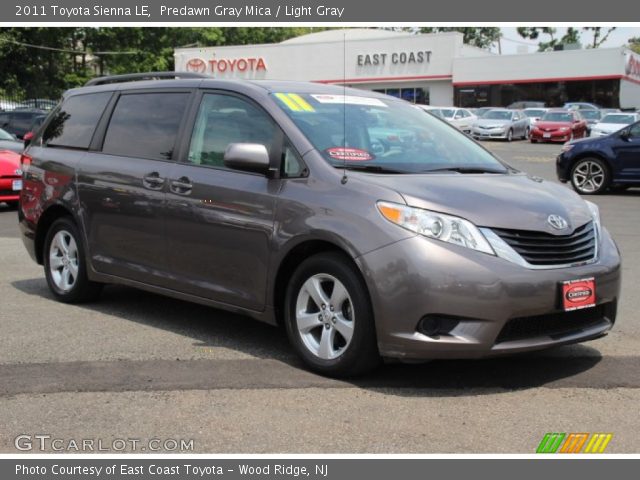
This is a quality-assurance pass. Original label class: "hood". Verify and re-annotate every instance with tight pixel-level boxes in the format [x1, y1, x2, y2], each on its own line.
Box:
[594, 123, 624, 133]
[363, 173, 593, 234]
[0, 150, 21, 176]
[535, 121, 571, 130]
[475, 118, 511, 127]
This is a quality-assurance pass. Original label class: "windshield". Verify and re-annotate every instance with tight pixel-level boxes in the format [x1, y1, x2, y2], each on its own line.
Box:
[439, 108, 455, 119]
[272, 93, 508, 174]
[542, 112, 573, 122]
[581, 110, 601, 120]
[483, 110, 512, 120]
[0, 128, 14, 140]
[524, 109, 546, 118]
[600, 114, 635, 125]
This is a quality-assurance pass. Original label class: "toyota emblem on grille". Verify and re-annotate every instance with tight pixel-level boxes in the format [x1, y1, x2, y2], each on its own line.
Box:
[548, 214, 569, 230]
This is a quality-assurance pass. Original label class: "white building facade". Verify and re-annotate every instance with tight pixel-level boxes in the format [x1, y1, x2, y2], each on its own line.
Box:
[175, 29, 640, 109]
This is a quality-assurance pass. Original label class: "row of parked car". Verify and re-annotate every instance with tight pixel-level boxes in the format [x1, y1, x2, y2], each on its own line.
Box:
[420, 103, 639, 144]
[0, 103, 52, 208]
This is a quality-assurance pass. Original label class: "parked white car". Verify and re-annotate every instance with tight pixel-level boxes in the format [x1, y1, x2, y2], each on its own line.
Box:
[590, 113, 640, 137]
[523, 107, 549, 131]
[417, 105, 477, 133]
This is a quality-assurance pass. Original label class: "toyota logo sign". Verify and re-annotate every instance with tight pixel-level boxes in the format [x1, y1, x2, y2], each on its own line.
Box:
[185, 58, 207, 74]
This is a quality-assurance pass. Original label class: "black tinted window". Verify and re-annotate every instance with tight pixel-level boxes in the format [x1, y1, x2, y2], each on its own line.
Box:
[44, 93, 111, 148]
[102, 93, 188, 161]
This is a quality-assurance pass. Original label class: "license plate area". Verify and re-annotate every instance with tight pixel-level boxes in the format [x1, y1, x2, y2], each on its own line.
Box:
[562, 277, 596, 311]
[12, 179, 22, 191]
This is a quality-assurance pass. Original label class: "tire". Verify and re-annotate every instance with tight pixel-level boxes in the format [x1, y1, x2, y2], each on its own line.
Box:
[284, 252, 380, 377]
[530, 138, 537, 143]
[524, 127, 530, 140]
[570, 157, 610, 195]
[506, 129, 513, 142]
[4, 201, 18, 210]
[43, 217, 102, 303]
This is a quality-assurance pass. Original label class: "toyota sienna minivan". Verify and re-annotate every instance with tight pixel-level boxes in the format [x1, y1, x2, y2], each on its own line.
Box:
[18, 73, 621, 377]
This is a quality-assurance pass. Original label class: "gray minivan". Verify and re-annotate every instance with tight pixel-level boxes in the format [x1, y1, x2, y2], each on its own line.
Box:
[19, 73, 621, 377]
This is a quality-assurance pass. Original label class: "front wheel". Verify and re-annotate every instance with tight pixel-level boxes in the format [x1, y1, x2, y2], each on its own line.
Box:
[284, 252, 380, 377]
[43, 217, 102, 303]
[506, 129, 513, 142]
[570, 158, 610, 195]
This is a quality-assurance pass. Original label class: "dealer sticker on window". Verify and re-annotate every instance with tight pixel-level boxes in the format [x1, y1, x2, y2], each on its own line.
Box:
[310, 94, 387, 107]
[562, 277, 596, 311]
[325, 147, 374, 161]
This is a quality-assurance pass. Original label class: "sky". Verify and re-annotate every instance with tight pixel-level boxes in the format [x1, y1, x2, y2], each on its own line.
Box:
[496, 27, 640, 54]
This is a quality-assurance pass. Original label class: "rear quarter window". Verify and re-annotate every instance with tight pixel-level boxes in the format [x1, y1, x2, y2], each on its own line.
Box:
[43, 92, 112, 149]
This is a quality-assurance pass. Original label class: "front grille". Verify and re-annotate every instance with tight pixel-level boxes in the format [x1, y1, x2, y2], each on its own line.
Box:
[0, 189, 18, 196]
[492, 221, 596, 266]
[496, 303, 611, 344]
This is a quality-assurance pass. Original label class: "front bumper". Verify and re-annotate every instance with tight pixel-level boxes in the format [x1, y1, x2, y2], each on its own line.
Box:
[358, 229, 621, 360]
[472, 128, 508, 139]
[0, 177, 21, 202]
[531, 130, 571, 142]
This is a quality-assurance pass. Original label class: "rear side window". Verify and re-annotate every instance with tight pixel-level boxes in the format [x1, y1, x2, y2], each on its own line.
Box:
[43, 92, 111, 149]
[102, 92, 188, 161]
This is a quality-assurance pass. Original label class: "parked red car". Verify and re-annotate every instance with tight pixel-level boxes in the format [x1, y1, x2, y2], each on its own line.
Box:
[0, 149, 22, 208]
[530, 109, 587, 143]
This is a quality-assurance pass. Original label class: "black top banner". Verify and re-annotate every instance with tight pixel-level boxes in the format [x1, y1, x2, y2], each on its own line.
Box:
[4, 0, 637, 22]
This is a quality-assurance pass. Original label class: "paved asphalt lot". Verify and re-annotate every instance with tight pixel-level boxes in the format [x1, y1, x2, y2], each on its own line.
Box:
[1, 140, 639, 453]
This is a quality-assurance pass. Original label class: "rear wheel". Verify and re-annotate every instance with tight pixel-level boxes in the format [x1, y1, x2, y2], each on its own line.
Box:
[284, 252, 380, 377]
[43, 217, 102, 303]
[570, 157, 610, 195]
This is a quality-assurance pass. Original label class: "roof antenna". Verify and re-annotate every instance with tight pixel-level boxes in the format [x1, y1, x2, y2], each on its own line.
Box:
[341, 31, 348, 185]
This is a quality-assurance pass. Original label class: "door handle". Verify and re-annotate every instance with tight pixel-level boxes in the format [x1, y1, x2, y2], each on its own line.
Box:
[170, 177, 193, 195]
[143, 172, 165, 190]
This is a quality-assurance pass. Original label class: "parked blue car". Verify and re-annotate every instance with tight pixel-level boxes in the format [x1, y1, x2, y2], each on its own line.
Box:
[557, 120, 640, 194]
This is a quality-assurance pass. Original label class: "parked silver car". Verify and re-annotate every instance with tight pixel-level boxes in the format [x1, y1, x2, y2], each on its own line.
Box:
[471, 109, 530, 141]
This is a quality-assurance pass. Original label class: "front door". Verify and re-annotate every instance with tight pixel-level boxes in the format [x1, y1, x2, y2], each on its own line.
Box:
[164, 92, 282, 311]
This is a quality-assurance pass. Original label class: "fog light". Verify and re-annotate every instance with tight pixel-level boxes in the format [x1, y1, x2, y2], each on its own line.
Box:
[417, 315, 460, 337]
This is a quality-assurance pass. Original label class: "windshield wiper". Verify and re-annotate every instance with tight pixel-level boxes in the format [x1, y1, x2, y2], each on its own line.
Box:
[421, 166, 507, 174]
[336, 164, 407, 174]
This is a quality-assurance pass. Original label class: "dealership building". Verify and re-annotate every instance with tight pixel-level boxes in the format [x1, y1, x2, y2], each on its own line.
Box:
[175, 29, 640, 109]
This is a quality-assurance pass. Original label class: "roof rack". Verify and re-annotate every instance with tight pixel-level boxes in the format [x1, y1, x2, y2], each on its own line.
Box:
[84, 71, 208, 87]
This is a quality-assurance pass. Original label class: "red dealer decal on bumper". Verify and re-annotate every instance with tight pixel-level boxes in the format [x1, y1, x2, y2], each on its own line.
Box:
[562, 277, 596, 311]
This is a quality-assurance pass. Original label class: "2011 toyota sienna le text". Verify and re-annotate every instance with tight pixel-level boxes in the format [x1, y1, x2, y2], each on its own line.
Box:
[18, 73, 621, 377]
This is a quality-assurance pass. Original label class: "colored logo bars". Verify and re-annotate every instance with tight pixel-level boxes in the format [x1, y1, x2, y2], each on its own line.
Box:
[536, 433, 613, 453]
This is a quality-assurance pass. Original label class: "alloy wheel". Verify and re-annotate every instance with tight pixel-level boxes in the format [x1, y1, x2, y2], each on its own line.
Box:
[48, 230, 79, 292]
[573, 160, 605, 193]
[295, 274, 355, 360]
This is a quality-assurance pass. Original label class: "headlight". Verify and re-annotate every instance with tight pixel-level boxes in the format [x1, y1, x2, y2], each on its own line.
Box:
[561, 144, 575, 153]
[585, 200, 601, 245]
[560, 127, 570, 132]
[377, 201, 495, 254]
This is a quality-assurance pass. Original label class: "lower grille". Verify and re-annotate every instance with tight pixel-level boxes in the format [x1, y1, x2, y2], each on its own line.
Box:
[496, 303, 612, 344]
[492, 221, 596, 266]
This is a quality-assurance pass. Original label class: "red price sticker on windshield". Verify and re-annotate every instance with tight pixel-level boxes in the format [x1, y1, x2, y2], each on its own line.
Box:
[326, 147, 374, 161]
[562, 277, 596, 311]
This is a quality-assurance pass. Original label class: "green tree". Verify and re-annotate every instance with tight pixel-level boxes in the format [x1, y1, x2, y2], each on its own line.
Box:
[582, 27, 616, 48]
[629, 37, 640, 53]
[419, 27, 501, 49]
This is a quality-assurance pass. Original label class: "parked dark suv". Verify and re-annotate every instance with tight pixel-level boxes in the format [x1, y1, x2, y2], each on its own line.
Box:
[19, 73, 621, 377]
[557, 120, 640, 194]
[0, 108, 48, 139]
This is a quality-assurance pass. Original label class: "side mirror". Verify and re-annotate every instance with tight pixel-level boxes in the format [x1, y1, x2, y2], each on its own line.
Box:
[223, 143, 271, 175]
[23, 131, 34, 148]
[619, 129, 630, 141]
